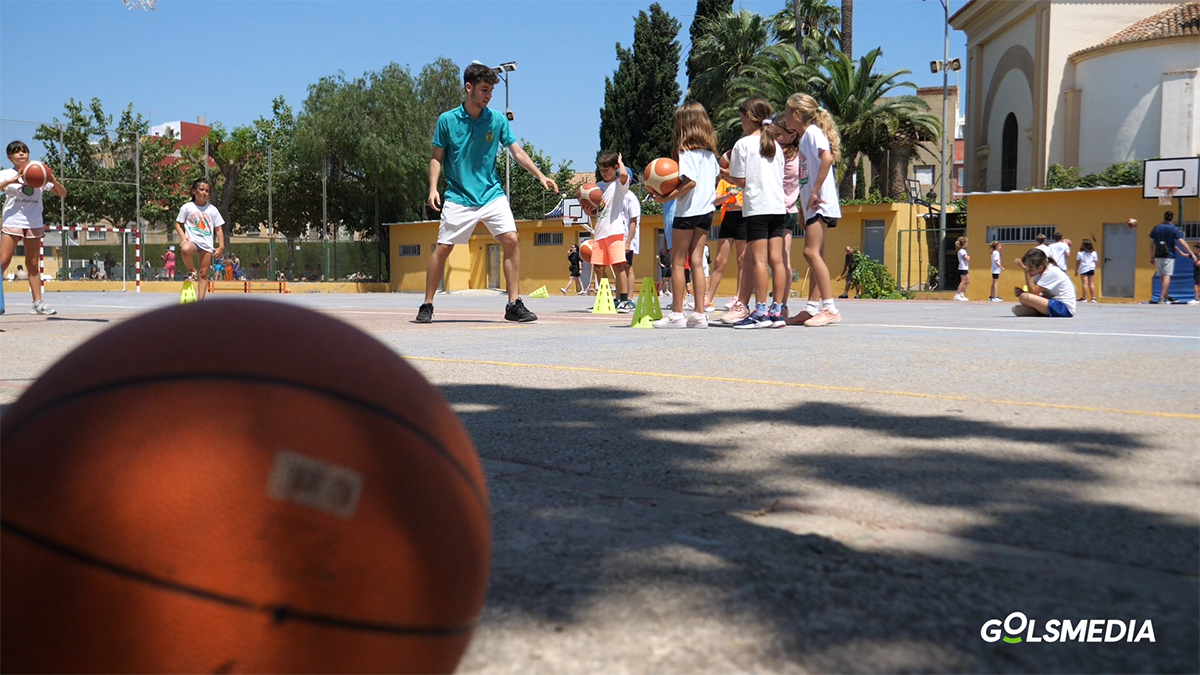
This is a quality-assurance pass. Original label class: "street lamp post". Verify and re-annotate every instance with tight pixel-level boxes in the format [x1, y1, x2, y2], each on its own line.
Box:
[927, 0, 960, 291]
[493, 62, 518, 196]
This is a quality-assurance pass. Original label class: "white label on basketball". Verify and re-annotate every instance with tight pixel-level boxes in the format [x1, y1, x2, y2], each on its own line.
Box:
[267, 451, 363, 519]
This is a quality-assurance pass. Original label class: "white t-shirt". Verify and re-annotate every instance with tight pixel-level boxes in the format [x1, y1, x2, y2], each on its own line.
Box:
[1032, 265, 1076, 314]
[730, 135, 785, 217]
[176, 202, 225, 252]
[2, 168, 55, 230]
[675, 149, 718, 219]
[798, 126, 842, 221]
[623, 191, 641, 255]
[1048, 241, 1070, 270]
[1035, 243, 1054, 262]
[1076, 250, 1097, 274]
[593, 178, 629, 241]
[957, 248, 969, 271]
[991, 250, 1002, 274]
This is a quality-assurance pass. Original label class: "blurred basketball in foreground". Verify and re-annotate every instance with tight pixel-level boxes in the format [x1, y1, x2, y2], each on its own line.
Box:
[1, 299, 490, 674]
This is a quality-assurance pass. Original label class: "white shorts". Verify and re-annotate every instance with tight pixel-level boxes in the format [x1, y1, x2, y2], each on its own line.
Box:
[438, 196, 516, 246]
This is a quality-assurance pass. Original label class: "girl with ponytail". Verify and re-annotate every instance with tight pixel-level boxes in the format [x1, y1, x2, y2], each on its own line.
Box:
[785, 93, 843, 327]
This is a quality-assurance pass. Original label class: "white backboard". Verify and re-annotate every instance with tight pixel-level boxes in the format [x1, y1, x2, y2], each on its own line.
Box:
[1143, 157, 1200, 199]
[560, 198, 590, 227]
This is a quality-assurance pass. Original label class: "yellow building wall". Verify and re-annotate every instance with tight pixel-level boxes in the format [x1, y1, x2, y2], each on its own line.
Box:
[960, 186, 1182, 302]
[389, 204, 939, 298]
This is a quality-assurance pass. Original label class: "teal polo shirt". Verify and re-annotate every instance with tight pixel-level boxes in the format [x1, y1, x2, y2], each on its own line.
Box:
[433, 104, 517, 208]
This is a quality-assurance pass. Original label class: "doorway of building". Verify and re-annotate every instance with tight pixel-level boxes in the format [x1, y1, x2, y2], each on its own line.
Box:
[863, 220, 885, 263]
[1101, 222, 1136, 298]
[487, 244, 502, 289]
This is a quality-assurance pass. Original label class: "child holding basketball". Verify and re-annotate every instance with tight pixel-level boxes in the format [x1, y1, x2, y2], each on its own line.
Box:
[719, 98, 787, 329]
[174, 178, 225, 302]
[954, 236, 970, 301]
[785, 93, 843, 327]
[1, 140, 67, 315]
[651, 102, 719, 329]
[1012, 248, 1075, 317]
[581, 151, 632, 310]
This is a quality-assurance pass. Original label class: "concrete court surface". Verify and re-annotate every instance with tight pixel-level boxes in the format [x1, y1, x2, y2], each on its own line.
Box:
[1, 290, 1197, 673]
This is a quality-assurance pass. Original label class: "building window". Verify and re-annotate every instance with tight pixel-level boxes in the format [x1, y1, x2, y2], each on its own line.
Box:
[1182, 221, 1200, 239]
[534, 232, 564, 246]
[955, 167, 964, 190]
[914, 165, 935, 185]
[86, 230, 106, 241]
[398, 244, 421, 257]
[985, 225, 1056, 243]
[1001, 113, 1018, 192]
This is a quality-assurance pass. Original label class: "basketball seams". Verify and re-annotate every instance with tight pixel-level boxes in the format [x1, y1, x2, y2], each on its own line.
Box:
[1, 372, 488, 513]
[1, 520, 478, 637]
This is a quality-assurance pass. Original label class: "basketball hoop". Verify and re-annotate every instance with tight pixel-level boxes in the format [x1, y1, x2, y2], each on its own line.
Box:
[1156, 186, 1177, 206]
[123, 0, 156, 10]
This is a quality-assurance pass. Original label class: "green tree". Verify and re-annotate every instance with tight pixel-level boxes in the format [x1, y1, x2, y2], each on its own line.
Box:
[686, 0, 734, 87]
[841, 0, 853, 58]
[687, 9, 773, 148]
[599, 3, 683, 171]
[771, 0, 841, 62]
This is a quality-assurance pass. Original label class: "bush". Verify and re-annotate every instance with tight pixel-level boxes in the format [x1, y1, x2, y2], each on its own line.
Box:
[848, 251, 911, 299]
[1044, 160, 1143, 190]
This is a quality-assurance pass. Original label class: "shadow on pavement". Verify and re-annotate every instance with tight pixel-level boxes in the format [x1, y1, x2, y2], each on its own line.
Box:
[442, 382, 1199, 673]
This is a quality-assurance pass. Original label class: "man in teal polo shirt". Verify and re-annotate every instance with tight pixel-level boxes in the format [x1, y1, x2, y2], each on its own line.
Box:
[417, 62, 559, 324]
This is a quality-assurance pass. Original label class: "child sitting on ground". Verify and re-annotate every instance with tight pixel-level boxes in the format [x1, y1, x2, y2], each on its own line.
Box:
[1012, 248, 1075, 317]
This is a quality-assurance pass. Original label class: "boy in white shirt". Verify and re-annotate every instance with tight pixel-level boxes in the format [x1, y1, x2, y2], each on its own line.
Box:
[581, 151, 633, 311]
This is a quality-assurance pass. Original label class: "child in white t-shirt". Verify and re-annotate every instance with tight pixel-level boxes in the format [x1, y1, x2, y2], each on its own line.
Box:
[988, 241, 1004, 301]
[1075, 239, 1098, 303]
[651, 102, 719, 329]
[1, 140, 68, 315]
[785, 93, 844, 327]
[174, 178, 226, 302]
[581, 151, 632, 311]
[954, 236, 970, 301]
[1013, 248, 1075, 317]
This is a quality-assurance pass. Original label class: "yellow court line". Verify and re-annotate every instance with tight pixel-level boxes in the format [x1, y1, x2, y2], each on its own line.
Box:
[405, 356, 1200, 421]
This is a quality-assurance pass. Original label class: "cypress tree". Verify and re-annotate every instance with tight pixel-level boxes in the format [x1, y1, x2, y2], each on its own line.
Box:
[686, 0, 734, 87]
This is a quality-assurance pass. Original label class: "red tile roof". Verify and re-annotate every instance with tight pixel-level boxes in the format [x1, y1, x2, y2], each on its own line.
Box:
[1070, 2, 1199, 59]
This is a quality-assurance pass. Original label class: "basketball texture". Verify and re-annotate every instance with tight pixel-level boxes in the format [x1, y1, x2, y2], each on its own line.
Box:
[579, 239, 594, 263]
[642, 158, 680, 197]
[20, 161, 49, 189]
[578, 182, 603, 208]
[1, 300, 490, 674]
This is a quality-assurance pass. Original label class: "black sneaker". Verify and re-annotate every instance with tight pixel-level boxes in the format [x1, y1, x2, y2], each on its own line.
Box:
[416, 303, 434, 323]
[1163, 295, 1177, 305]
[505, 298, 537, 322]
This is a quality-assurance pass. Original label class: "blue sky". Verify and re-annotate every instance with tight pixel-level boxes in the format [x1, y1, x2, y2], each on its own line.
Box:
[0, 0, 966, 170]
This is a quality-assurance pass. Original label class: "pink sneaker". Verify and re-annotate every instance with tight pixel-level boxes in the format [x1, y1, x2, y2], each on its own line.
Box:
[720, 302, 749, 325]
[803, 308, 842, 327]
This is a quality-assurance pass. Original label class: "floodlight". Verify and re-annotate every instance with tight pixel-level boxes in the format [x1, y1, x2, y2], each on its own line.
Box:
[499, 62, 517, 72]
[930, 61, 941, 73]
[949, 58, 962, 71]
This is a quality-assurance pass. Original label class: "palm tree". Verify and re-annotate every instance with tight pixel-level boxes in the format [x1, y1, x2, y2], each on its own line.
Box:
[805, 48, 937, 198]
[770, 0, 841, 62]
[717, 43, 817, 146]
[686, 9, 772, 130]
[841, 0, 853, 58]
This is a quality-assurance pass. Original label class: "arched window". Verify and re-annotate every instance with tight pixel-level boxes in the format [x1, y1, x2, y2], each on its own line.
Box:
[1001, 113, 1018, 191]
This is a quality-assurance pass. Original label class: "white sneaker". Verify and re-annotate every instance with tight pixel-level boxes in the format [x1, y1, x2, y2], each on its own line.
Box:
[990, 297, 1003, 302]
[1188, 300, 1200, 305]
[723, 298, 736, 311]
[955, 294, 969, 302]
[31, 301, 57, 315]
[683, 296, 694, 310]
[687, 312, 708, 329]
[652, 313, 687, 329]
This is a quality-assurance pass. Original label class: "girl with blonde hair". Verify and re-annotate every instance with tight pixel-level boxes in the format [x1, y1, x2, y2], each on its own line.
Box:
[719, 97, 789, 328]
[651, 101, 720, 328]
[784, 93, 843, 326]
[955, 236, 970, 301]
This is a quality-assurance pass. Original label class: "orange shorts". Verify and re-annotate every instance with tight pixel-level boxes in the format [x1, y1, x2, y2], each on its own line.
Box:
[590, 234, 627, 267]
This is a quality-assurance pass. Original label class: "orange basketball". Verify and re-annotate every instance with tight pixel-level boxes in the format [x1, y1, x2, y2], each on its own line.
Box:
[578, 182, 603, 208]
[20, 161, 50, 189]
[579, 239, 594, 262]
[642, 157, 680, 197]
[1, 300, 490, 674]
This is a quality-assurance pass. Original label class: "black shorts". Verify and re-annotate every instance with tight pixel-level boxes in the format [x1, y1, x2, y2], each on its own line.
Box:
[745, 213, 787, 242]
[625, 250, 634, 266]
[673, 212, 713, 232]
[684, 268, 691, 283]
[992, 272, 1000, 280]
[805, 214, 838, 229]
[1080, 270, 1095, 277]
[718, 210, 745, 240]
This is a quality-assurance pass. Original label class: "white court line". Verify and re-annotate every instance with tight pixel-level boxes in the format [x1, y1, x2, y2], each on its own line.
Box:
[850, 323, 1200, 340]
